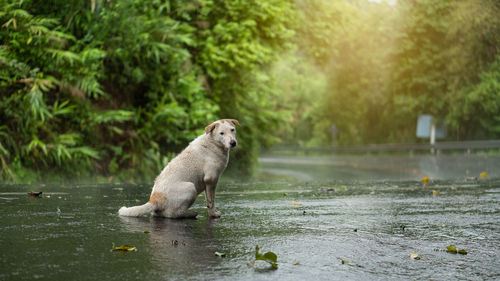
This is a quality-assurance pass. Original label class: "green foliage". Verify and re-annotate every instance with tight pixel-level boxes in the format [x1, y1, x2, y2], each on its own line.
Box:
[272, 52, 328, 146]
[1, 0, 294, 182]
[194, 0, 296, 176]
[2, 0, 499, 182]
[286, 0, 500, 146]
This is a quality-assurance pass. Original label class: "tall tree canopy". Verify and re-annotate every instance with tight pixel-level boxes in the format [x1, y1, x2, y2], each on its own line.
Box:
[1, 0, 499, 182]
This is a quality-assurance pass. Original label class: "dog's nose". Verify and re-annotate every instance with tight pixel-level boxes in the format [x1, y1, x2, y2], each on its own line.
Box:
[230, 140, 237, 147]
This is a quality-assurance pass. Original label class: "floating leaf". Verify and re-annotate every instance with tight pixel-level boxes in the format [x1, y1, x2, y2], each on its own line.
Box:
[292, 261, 299, 265]
[291, 201, 302, 206]
[214, 251, 226, 257]
[254, 245, 278, 269]
[341, 259, 349, 264]
[143, 230, 150, 234]
[479, 172, 487, 179]
[421, 177, 429, 184]
[446, 245, 457, 254]
[446, 244, 468, 255]
[111, 243, 137, 252]
[432, 190, 439, 196]
[410, 252, 421, 260]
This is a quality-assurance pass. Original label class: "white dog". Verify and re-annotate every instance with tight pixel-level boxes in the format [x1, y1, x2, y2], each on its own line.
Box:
[118, 119, 239, 218]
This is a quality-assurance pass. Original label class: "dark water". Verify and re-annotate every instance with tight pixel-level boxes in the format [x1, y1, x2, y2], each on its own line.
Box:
[1, 154, 499, 280]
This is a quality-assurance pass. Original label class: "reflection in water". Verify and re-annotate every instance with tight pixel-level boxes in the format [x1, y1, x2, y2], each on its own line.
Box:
[118, 216, 221, 277]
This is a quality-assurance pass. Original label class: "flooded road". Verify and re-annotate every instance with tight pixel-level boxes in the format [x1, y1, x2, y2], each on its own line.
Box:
[1, 154, 499, 280]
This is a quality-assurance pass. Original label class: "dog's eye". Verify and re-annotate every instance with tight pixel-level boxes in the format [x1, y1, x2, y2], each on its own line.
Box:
[231, 129, 235, 132]
[220, 132, 224, 135]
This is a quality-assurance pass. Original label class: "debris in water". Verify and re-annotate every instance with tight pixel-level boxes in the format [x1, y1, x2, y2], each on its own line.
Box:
[28, 191, 42, 197]
[338, 258, 363, 268]
[57, 207, 61, 217]
[466, 176, 477, 182]
[410, 252, 421, 260]
[432, 190, 439, 196]
[446, 245, 457, 253]
[319, 187, 335, 192]
[291, 201, 302, 206]
[479, 172, 487, 179]
[214, 251, 226, 257]
[254, 245, 278, 269]
[143, 230, 150, 234]
[421, 177, 429, 185]
[110, 243, 137, 252]
[446, 245, 467, 254]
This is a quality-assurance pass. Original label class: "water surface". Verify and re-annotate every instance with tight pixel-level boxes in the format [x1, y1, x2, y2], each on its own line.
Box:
[1, 154, 499, 280]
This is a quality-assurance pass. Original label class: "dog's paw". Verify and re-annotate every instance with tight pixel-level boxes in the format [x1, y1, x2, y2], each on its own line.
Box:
[209, 210, 222, 218]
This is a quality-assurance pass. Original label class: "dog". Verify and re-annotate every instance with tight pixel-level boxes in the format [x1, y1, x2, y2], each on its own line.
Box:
[118, 119, 239, 219]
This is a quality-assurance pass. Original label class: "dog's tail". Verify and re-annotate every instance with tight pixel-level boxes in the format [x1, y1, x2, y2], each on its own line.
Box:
[118, 202, 155, 217]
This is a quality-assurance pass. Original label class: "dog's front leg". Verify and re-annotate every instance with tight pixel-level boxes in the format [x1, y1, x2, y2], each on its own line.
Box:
[204, 177, 221, 218]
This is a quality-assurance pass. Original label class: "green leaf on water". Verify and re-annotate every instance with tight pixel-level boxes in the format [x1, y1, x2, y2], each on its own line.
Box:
[446, 244, 468, 255]
[111, 243, 137, 252]
[255, 245, 278, 269]
[446, 245, 458, 253]
[214, 251, 226, 257]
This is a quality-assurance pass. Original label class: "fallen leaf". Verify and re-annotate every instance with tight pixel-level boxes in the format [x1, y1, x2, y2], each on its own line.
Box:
[479, 172, 487, 179]
[143, 230, 150, 234]
[292, 261, 299, 265]
[291, 201, 302, 206]
[446, 244, 468, 255]
[214, 251, 226, 257]
[421, 177, 429, 184]
[446, 245, 457, 254]
[254, 245, 278, 269]
[111, 243, 137, 252]
[341, 259, 349, 264]
[410, 252, 421, 260]
[432, 190, 439, 196]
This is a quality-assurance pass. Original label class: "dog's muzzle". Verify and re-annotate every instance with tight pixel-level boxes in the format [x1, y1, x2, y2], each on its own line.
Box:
[230, 140, 237, 148]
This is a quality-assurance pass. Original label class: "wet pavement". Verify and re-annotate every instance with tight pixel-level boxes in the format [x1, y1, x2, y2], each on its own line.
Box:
[0, 153, 499, 280]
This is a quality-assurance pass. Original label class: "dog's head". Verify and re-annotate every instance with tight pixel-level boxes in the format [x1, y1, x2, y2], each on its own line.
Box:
[205, 119, 240, 149]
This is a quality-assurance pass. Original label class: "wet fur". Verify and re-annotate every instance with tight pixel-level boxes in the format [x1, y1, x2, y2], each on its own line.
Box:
[118, 119, 239, 218]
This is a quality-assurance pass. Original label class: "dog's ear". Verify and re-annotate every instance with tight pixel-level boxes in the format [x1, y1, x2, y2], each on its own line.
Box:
[205, 122, 218, 134]
[223, 119, 240, 127]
